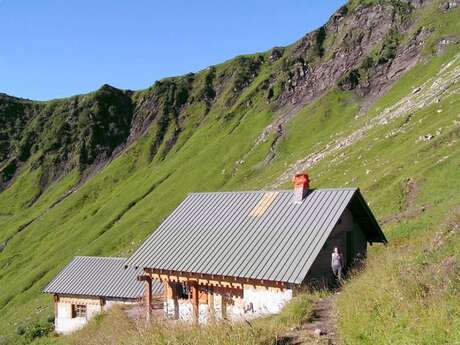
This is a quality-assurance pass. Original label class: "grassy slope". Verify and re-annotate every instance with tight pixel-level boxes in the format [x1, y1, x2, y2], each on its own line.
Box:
[0, 1, 458, 344]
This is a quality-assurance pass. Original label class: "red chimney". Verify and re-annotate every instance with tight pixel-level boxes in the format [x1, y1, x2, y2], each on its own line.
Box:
[292, 172, 310, 203]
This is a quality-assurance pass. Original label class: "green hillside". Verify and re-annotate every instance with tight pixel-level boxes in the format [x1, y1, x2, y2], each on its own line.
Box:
[0, 0, 459, 344]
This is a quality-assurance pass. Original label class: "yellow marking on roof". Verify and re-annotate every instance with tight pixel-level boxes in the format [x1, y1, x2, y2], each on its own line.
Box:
[250, 192, 278, 217]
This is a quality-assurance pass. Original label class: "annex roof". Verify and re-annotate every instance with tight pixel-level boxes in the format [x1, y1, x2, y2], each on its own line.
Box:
[43, 256, 163, 299]
[127, 188, 386, 285]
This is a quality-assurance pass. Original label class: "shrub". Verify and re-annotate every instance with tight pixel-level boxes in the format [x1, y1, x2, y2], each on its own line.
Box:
[16, 318, 54, 343]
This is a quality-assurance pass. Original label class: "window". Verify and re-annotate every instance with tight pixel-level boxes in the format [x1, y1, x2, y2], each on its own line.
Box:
[173, 282, 190, 300]
[178, 283, 191, 300]
[72, 304, 87, 318]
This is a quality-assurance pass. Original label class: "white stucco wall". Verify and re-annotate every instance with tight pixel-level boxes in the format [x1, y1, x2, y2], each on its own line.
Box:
[165, 299, 193, 320]
[165, 287, 292, 323]
[199, 304, 210, 323]
[242, 287, 293, 319]
[103, 298, 137, 311]
[55, 301, 100, 334]
[55, 296, 138, 334]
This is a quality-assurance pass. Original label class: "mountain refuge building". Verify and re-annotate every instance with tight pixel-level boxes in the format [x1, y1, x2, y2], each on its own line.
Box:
[44, 173, 386, 330]
[126, 173, 387, 323]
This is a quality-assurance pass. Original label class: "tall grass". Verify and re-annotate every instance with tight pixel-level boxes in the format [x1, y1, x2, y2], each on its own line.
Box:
[59, 294, 316, 345]
[337, 209, 460, 345]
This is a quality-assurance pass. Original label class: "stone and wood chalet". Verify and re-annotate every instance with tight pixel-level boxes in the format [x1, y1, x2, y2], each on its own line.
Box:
[44, 173, 386, 330]
[126, 173, 387, 323]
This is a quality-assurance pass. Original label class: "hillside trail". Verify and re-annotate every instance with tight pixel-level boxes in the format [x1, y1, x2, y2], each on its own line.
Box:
[380, 178, 432, 225]
[280, 293, 339, 345]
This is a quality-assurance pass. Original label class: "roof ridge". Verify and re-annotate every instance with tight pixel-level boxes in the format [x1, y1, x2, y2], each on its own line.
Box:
[74, 256, 127, 260]
[188, 188, 358, 195]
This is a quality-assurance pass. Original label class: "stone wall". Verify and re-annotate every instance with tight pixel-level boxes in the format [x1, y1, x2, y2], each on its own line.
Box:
[54, 295, 138, 334]
[242, 286, 293, 319]
[165, 285, 292, 323]
[55, 296, 101, 334]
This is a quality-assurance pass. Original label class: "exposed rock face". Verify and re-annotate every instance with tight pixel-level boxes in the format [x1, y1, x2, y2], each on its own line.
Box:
[279, 1, 429, 104]
[440, 0, 459, 12]
[436, 37, 460, 55]
[277, 3, 401, 106]
[255, 0, 431, 149]
[127, 77, 192, 148]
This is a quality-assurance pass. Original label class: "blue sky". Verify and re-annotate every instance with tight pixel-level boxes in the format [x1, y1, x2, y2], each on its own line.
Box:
[0, 0, 345, 100]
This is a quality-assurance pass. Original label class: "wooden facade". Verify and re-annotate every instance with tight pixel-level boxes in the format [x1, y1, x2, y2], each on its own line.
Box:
[141, 269, 293, 323]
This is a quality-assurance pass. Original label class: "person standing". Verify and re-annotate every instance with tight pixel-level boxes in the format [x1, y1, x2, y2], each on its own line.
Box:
[331, 246, 343, 282]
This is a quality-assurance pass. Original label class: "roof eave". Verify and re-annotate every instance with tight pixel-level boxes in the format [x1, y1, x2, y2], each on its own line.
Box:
[354, 189, 388, 244]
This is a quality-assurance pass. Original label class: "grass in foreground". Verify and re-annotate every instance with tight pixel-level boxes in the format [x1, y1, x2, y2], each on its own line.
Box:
[337, 208, 460, 345]
[47, 294, 317, 345]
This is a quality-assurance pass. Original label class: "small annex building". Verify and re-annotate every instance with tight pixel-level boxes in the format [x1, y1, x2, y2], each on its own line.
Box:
[126, 173, 387, 323]
[43, 256, 163, 334]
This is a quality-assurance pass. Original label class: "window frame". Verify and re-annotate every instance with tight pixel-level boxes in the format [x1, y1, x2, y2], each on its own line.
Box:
[72, 304, 87, 318]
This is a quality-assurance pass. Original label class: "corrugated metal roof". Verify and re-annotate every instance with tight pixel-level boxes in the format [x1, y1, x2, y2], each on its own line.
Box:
[126, 188, 386, 284]
[43, 256, 163, 299]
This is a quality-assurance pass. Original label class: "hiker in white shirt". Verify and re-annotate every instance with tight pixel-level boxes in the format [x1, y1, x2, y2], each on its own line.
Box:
[331, 246, 343, 282]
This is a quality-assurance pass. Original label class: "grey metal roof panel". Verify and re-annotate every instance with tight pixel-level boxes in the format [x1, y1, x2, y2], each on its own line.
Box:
[126, 188, 379, 284]
[43, 256, 163, 299]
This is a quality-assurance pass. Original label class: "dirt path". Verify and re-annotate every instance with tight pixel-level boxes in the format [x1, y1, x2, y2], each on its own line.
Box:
[302, 294, 338, 344]
[402, 178, 418, 210]
[280, 293, 339, 345]
[380, 178, 432, 226]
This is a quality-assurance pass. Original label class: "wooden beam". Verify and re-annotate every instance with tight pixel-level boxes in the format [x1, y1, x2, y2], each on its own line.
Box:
[99, 297, 105, 312]
[190, 283, 199, 324]
[142, 276, 152, 322]
[168, 281, 179, 319]
[222, 295, 227, 320]
[145, 268, 294, 289]
[208, 286, 215, 323]
[54, 295, 59, 320]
